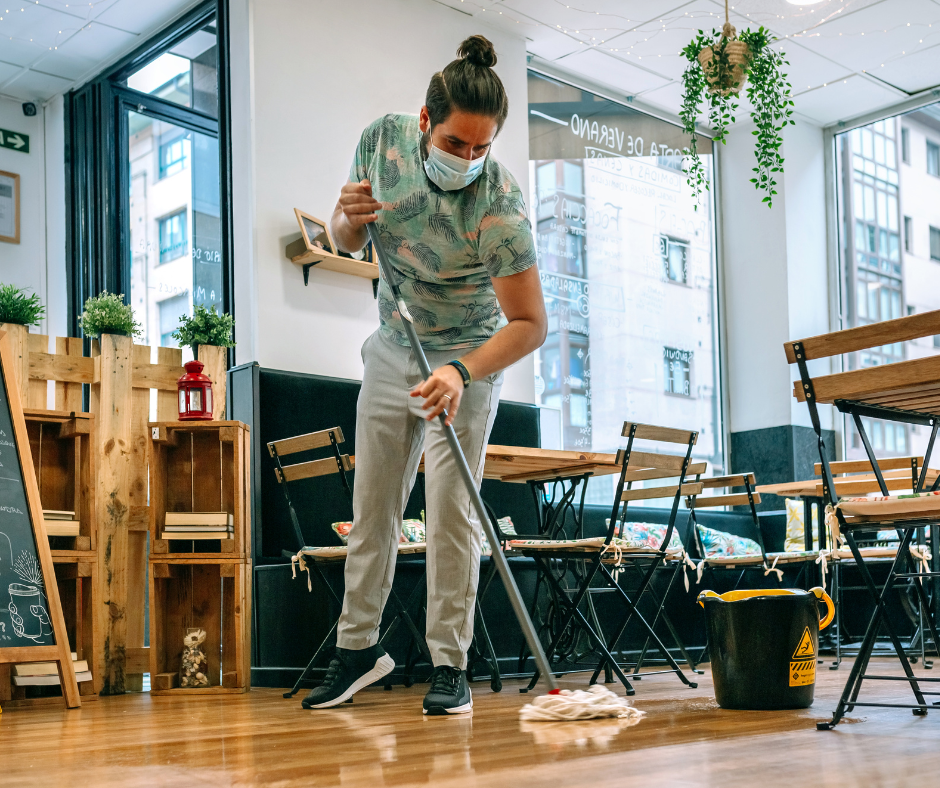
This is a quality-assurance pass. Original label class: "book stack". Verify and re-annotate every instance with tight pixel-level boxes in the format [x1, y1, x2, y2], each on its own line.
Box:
[13, 653, 93, 685]
[43, 509, 80, 537]
[162, 512, 234, 540]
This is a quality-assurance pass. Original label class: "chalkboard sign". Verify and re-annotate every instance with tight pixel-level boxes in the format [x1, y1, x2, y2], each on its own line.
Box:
[0, 359, 52, 647]
[0, 330, 79, 707]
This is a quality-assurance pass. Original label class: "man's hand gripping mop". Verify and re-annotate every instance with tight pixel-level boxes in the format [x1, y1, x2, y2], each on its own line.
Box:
[366, 223, 643, 724]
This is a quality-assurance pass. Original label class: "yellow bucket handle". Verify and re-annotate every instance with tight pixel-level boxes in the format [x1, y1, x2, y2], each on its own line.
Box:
[811, 587, 835, 631]
[698, 587, 835, 631]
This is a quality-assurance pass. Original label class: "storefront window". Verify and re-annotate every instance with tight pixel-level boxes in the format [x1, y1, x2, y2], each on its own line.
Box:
[527, 72, 724, 493]
[835, 102, 940, 458]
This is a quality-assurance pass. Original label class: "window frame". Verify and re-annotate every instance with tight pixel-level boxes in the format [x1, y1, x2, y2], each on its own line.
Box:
[525, 64, 727, 471]
[65, 0, 234, 353]
[928, 140, 940, 178]
[824, 94, 940, 461]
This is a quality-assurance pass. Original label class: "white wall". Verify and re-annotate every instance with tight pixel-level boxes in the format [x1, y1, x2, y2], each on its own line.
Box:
[0, 96, 66, 340]
[720, 117, 834, 435]
[230, 0, 535, 401]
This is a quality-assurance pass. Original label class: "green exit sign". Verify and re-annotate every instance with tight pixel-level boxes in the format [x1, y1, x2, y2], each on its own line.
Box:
[0, 128, 29, 154]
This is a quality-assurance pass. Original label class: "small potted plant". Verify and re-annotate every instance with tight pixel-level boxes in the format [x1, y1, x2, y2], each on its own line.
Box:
[0, 283, 45, 329]
[171, 304, 235, 359]
[680, 21, 794, 208]
[80, 292, 142, 338]
[173, 304, 235, 420]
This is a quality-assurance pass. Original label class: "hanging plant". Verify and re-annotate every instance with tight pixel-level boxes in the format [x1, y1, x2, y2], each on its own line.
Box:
[0, 284, 45, 327]
[680, 12, 794, 209]
[172, 304, 235, 352]
[80, 292, 142, 338]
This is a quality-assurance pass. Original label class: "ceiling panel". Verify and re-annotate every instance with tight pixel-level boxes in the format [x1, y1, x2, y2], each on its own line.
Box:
[790, 73, 905, 125]
[523, 25, 584, 61]
[0, 36, 46, 68]
[29, 21, 138, 80]
[795, 0, 940, 75]
[1, 67, 72, 101]
[501, 0, 695, 36]
[94, 0, 198, 37]
[0, 59, 23, 84]
[0, 2, 84, 47]
[708, 0, 887, 39]
[875, 43, 940, 92]
[772, 39, 852, 93]
[555, 47, 673, 94]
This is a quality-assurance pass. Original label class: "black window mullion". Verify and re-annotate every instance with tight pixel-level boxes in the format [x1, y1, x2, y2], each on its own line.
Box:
[114, 86, 218, 137]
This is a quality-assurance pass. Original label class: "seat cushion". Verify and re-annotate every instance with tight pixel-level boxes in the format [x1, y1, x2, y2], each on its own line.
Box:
[509, 536, 659, 554]
[333, 516, 514, 555]
[785, 498, 818, 552]
[607, 520, 684, 554]
[838, 490, 940, 520]
[696, 523, 762, 559]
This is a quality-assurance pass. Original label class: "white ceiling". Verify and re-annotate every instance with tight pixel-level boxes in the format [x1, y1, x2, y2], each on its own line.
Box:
[0, 0, 199, 102]
[2, 0, 939, 126]
[437, 0, 940, 127]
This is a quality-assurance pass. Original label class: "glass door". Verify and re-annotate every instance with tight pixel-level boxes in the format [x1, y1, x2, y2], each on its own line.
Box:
[127, 110, 222, 348]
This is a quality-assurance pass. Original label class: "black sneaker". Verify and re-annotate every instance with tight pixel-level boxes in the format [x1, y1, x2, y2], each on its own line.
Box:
[423, 666, 473, 715]
[301, 645, 394, 709]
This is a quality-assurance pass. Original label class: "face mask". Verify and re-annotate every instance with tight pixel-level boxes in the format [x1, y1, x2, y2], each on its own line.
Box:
[423, 139, 487, 191]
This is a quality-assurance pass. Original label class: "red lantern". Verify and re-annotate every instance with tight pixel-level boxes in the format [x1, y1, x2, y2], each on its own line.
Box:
[177, 360, 213, 421]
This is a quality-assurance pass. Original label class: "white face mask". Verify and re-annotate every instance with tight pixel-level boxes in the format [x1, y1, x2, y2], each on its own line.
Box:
[423, 140, 487, 191]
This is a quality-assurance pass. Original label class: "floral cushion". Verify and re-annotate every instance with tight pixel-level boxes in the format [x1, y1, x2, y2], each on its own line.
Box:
[606, 520, 684, 554]
[333, 516, 515, 555]
[785, 498, 819, 552]
[838, 490, 940, 519]
[696, 523, 762, 559]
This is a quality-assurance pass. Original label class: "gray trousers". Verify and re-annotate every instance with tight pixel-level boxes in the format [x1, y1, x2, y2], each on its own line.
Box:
[336, 330, 503, 669]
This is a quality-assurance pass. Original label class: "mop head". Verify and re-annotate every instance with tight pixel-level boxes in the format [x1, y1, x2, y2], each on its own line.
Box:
[519, 685, 646, 723]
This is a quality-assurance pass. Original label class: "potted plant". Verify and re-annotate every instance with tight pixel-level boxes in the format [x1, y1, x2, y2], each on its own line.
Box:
[171, 304, 235, 359]
[680, 21, 794, 208]
[172, 304, 235, 420]
[0, 283, 45, 329]
[80, 292, 142, 338]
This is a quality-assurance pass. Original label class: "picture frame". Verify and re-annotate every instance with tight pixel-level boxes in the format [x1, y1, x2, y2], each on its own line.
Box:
[0, 170, 20, 245]
[293, 208, 336, 256]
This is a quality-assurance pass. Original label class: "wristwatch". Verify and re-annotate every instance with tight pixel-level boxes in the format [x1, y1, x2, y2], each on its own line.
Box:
[447, 360, 472, 389]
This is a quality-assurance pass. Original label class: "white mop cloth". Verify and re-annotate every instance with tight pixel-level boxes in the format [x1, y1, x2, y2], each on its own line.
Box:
[519, 685, 646, 722]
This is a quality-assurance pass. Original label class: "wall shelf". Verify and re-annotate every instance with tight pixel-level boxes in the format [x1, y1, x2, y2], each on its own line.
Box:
[286, 238, 379, 294]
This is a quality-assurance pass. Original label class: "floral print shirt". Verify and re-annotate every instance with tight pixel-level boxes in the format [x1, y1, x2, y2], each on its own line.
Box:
[349, 113, 537, 350]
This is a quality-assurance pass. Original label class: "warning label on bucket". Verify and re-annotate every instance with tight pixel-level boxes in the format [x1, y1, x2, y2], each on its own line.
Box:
[789, 659, 816, 686]
[789, 627, 817, 687]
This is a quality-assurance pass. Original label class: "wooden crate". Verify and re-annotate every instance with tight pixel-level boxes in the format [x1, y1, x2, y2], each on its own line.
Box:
[23, 409, 96, 552]
[149, 559, 252, 695]
[149, 421, 250, 558]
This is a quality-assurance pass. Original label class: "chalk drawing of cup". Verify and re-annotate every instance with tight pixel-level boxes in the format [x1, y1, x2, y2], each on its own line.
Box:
[8, 584, 43, 639]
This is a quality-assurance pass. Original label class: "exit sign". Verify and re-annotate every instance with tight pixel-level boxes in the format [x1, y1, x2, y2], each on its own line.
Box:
[0, 128, 29, 154]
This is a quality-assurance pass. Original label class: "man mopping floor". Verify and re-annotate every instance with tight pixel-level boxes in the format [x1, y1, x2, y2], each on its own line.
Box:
[302, 34, 547, 716]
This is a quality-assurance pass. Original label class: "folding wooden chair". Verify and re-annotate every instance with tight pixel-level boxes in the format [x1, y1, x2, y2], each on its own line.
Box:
[689, 473, 819, 588]
[813, 457, 936, 670]
[267, 427, 432, 697]
[511, 422, 701, 695]
[786, 310, 940, 728]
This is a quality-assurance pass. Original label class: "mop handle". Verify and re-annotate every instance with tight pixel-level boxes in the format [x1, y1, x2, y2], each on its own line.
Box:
[365, 222, 558, 691]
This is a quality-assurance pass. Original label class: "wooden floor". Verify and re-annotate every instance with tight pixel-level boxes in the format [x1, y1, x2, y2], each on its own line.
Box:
[1, 659, 938, 787]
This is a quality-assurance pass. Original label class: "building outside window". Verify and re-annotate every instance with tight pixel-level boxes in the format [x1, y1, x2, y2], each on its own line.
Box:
[836, 102, 940, 459]
[928, 140, 940, 176]
[159, 133, 190, 179]
[527, 71, 723, 497]
[901, 127, 910, 164]
[159, 210, 187, 263]
[931, 226, 940, 261]
[663, 347, 693, 397]
[660, 235, 689, 284]
[158, 292, 189, 346]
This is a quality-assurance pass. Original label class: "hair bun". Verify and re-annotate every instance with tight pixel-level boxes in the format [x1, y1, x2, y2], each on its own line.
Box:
[458, 35, 497, 68]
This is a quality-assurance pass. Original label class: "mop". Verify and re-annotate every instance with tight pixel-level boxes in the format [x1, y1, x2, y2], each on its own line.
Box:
[365, 222, 640, 723]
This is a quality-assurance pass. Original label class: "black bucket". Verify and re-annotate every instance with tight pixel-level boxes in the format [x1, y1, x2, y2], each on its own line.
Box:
[697, 587, 834, 710]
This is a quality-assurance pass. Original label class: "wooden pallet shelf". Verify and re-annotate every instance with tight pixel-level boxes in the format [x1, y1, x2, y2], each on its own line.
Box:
[149, 421, 251, 559]
[149, 559, 252, 695]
